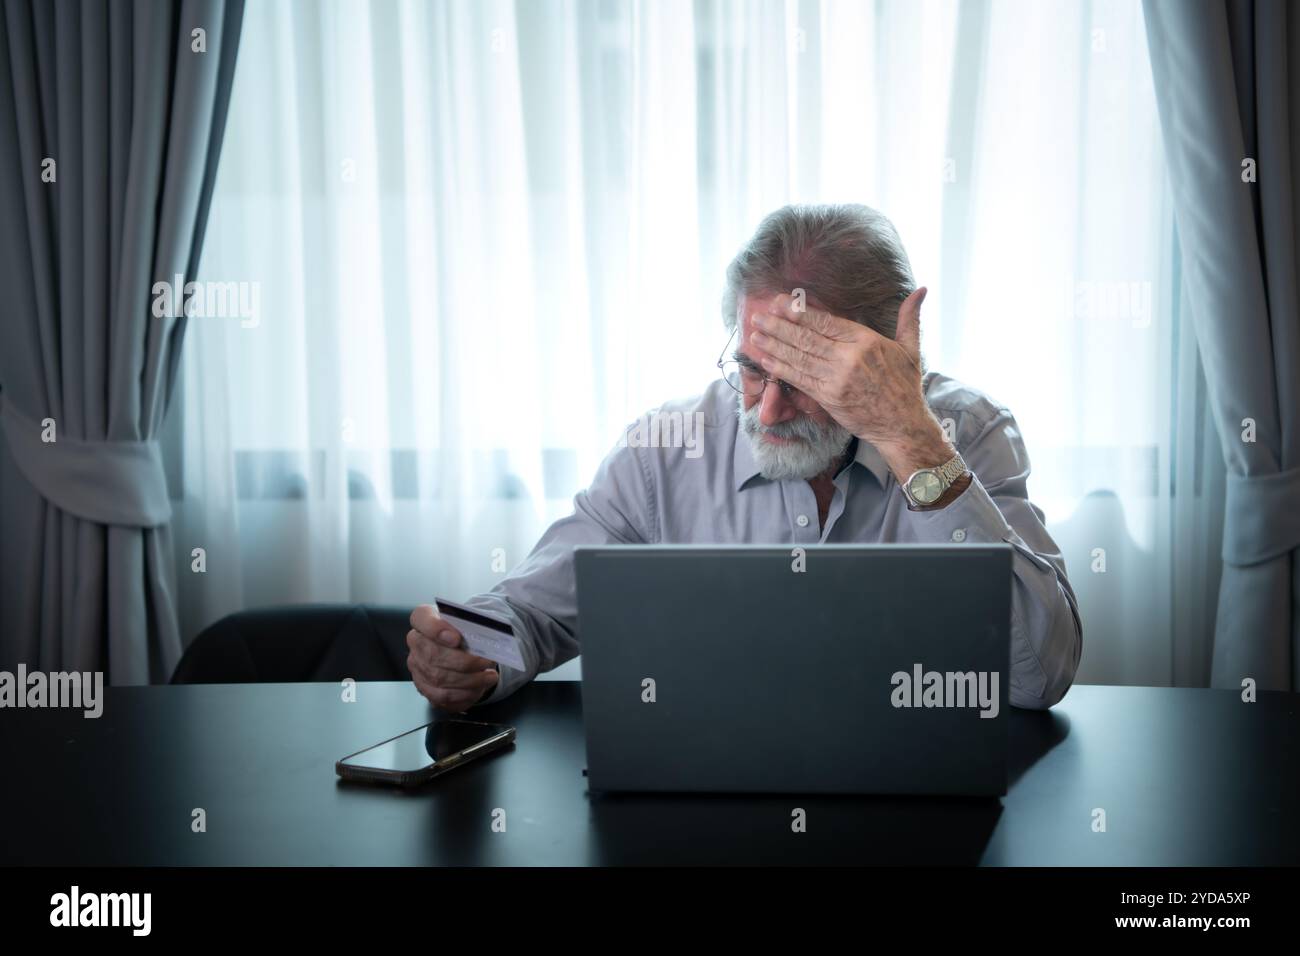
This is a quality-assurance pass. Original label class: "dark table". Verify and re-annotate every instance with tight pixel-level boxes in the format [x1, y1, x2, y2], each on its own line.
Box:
[1, 680, 1297, 865]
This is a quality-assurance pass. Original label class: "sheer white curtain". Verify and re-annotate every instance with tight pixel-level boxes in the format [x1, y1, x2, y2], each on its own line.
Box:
[175, 0, 1197, 686]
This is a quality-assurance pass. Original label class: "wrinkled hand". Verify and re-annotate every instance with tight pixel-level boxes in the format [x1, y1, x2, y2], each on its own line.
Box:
[407, 604, 500, 713]
[746, 287, 949, 465]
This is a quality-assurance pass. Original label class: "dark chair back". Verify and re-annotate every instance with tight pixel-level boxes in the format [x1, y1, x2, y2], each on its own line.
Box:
[170, 604, 413, 683]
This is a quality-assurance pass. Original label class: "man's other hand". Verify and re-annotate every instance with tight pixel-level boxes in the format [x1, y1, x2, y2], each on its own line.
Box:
[407, 604, 501, 712]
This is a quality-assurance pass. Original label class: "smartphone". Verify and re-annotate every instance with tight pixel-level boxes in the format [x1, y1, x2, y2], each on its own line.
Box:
[336, 719, 516, 788]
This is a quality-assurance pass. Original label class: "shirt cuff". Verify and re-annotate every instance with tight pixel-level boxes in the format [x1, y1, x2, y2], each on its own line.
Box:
[896, 474, 1013, 544]
[462, 596, 533, 707]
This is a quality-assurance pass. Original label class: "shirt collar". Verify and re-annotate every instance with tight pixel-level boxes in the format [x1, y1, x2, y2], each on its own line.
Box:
[850, 436, 894, 488]
[732, 420, 762, 490]
[732, 426, 893, 491]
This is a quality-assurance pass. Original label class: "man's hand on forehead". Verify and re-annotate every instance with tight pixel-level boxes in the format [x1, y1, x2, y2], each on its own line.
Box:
[756, 293, 865, 345]
[744, 287, 953, 478]
[748, 291, 923, 377]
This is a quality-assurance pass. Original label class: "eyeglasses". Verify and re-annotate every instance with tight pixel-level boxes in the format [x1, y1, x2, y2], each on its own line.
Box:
[716, 328, 818, 410]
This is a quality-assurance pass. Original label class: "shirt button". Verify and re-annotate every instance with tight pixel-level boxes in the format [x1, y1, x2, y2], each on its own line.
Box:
[796, 514, 810, 528]
[951, 528, 967, 542]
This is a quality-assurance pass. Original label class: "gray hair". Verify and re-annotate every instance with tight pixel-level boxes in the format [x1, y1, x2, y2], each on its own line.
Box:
[721, 203, 916, 339]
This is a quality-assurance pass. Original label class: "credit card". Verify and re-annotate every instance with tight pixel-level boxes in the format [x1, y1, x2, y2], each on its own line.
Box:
[434, 598, 526, 671]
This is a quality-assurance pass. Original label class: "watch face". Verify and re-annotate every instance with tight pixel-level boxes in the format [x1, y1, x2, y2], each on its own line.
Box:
[909, 470, 943, 504]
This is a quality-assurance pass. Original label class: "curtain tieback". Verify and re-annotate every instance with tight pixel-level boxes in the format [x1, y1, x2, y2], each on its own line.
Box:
[0, 393, 172, 527]
[1223, 466, 1300, 567]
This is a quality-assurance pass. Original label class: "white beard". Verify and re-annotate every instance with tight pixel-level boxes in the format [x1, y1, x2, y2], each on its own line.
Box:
[738, 394, 853, 481]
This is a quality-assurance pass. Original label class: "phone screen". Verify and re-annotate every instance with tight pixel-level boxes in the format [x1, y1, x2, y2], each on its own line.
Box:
[340, 721, 508, 773]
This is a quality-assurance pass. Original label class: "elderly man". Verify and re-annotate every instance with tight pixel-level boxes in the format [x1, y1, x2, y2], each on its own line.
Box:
[407, 204, 1082, 712]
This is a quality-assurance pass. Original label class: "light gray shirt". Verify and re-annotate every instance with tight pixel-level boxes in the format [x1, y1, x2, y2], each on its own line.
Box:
[469, 372, 1083, 710]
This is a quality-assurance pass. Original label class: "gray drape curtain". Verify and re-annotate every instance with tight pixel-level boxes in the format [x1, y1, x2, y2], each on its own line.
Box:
[0, 0, 244, 683]
[1144, 0, 1299, 690]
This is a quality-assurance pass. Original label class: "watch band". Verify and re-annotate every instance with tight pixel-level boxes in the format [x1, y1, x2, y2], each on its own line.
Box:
[934, 452, 968, 486]
[902, 452, 968, 507]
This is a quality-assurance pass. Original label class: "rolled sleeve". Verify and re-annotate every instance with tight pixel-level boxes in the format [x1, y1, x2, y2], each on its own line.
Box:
[901, 473, 1015, 544]
[466, 437, 656, 707]
[897, 410, 1084, 710]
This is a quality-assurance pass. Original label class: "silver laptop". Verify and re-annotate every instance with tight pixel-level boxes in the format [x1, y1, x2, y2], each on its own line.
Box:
[575, 545, 1012, 796]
